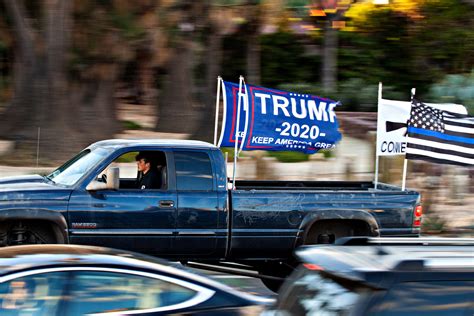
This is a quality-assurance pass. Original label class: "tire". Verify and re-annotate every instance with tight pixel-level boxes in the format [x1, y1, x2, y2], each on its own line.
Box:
[0, 222, 57, 246]
[304, 220, 370, 245]
[258, 262, 295, 293]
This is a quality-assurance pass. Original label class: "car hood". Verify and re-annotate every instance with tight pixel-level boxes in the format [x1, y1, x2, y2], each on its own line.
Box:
[0, 175, 72, 201]
[0, 174, 47, 185]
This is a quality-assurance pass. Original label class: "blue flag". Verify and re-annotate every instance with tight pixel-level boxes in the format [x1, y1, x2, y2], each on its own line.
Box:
[217, 81, 342, 154]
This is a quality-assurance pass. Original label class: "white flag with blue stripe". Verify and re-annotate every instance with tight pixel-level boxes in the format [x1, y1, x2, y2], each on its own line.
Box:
[406, 100, 474, 166]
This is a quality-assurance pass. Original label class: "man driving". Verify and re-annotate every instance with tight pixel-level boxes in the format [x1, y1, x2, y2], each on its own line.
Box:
[135, 152, 161, 190]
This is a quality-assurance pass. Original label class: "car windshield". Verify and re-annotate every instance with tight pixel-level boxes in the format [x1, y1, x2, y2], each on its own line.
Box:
[47, 147, 112, 186]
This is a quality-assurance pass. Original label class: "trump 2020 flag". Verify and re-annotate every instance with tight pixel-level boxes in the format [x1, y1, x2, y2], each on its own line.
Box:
[217, 80, 342, 154]
[406, 100, 474, 166]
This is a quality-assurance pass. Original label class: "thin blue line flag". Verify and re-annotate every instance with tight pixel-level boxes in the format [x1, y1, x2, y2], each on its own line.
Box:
[406, 99, 474, 166]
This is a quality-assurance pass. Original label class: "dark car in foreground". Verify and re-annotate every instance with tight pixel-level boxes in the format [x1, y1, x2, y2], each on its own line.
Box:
[0, 244, 271, 315]
[266, 237, 474, 316]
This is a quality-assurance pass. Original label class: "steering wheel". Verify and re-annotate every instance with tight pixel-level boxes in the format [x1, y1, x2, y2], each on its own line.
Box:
[101, 174, 107, 183]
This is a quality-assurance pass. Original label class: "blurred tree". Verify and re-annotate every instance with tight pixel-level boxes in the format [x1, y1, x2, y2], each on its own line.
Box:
[189, 0, 273, 141]
[155, 0, 199, 133]
[342, 0, 474, 94]
[339, 7, 418, 92]
[429, 71, 474, 114]
[190, 1, 235, 141]
[0, 0, 81, 162]
[0, 0, 160, 162]
[411, 0, 474, 81]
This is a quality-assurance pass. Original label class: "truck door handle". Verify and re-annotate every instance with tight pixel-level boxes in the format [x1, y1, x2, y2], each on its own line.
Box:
[159, 200, 174, 208]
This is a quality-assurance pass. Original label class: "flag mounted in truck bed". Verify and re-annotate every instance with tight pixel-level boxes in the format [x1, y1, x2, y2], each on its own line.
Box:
[406, 100, 474, 166]
[217, 79, 342, 154]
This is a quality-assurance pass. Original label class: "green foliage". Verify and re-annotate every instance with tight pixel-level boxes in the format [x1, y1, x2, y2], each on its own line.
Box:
[220, 148, 235, 161]
[320, 149, 334, 159]
[278, 80, 406, 111]
[110, 11, 146, 41]
[339, 0, 474, 99]
[267, 151, 309, 163]
[339, 9, 421, 93]
[277, 83, 338, 102]
[221, 34, 247, 80]
[413, 0, 474, 76]
[122, 120, 143, 130]
[116, 151, 138, 163]
[222, 30, 321, 87]
[429, 70, 474, 114]
[260, 32, 320, 87]
[338, 79, 407, 112]
[422, 214, 447, 234]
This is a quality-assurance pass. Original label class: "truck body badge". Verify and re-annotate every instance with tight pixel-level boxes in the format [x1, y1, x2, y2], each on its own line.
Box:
[72, 223, 97, 229]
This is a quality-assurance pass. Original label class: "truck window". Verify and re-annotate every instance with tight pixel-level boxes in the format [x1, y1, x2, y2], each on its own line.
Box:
[99, 151, 167, 190]
[174, 151, 213, 191]
[49, 148, 112, 186]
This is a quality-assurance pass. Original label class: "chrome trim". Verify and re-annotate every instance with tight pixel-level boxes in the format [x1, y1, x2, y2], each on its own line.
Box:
[367, 237, 474, 245]
[0, 266, 215, 315]
[231, 228, 299, 233]
[70, 229, 174, 235]
[178, 231, 216, 236]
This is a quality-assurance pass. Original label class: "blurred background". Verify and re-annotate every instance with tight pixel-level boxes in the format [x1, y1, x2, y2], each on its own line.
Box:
[0, 0, 472, 235]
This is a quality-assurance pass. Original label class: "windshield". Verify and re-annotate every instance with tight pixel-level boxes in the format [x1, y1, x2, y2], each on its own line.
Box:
[47, 147, 112, 186]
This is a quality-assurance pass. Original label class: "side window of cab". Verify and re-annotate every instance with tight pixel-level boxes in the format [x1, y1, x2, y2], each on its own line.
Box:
[174, 151, 213, 191]
[98, 150, 168, 190]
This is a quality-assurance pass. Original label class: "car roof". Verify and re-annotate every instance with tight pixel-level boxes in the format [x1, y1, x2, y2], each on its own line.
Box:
[296, 237, 474, 287]
[0, 244, 261, 301]
[88, 139, 218, 151]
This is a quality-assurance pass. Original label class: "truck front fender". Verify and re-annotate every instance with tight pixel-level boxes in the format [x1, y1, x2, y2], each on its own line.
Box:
[0, 209, 68, 243]
[297, 209, 380, 246]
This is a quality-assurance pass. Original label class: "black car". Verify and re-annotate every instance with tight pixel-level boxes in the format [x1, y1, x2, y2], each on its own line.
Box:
[266, 237, 474, 316]
[0, 244, 271, 315]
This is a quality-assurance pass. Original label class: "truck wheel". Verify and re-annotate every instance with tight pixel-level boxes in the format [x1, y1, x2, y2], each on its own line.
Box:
[0, 222, 56, 246]
[258, 262, 294, 293]
[304, 220, 370, 245]
[260, 277, 284, 293]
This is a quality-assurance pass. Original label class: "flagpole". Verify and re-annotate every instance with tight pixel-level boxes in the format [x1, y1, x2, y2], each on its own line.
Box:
[213, 76, 222, 146]
[238, 78, 249, 155]
[232, 76, 244, 190]
[374, 82, 382, 190]
[402, 88, 415, 191]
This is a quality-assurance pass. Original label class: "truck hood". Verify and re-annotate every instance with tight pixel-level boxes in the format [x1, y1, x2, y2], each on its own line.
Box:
[0, 175, 72, 201]
[0, 174, 47, 185]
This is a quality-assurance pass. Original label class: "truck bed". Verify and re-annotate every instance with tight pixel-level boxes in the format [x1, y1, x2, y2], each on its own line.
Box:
[228, 180, 420, 259]
[234, 180, 405, 192]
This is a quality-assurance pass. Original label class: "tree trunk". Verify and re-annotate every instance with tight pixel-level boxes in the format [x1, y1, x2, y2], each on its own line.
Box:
[1, 0, 121, 163]
[246, 5, 261, 85]
[0, 0, 39, 136]
[322, 19, 338, 92]
[72, 68, 120, 142]
[155, 38, 196, 133]
[190, 25, 223, 142]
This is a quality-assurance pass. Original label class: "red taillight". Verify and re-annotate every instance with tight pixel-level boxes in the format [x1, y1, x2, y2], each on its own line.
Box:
[303, 263, 324, 271]
[414, 205, 423, 217]
[413, 205, 422, 227]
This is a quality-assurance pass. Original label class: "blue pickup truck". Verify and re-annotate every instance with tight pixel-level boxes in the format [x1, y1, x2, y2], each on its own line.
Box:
[0, 139, 421, 289]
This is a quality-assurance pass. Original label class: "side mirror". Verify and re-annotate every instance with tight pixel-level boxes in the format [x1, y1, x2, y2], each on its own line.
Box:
[86, 167, 120, 191]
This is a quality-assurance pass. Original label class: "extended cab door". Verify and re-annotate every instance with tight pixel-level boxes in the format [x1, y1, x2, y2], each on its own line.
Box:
[172, 150, 222, 257]
[67, 150, 177, 256]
